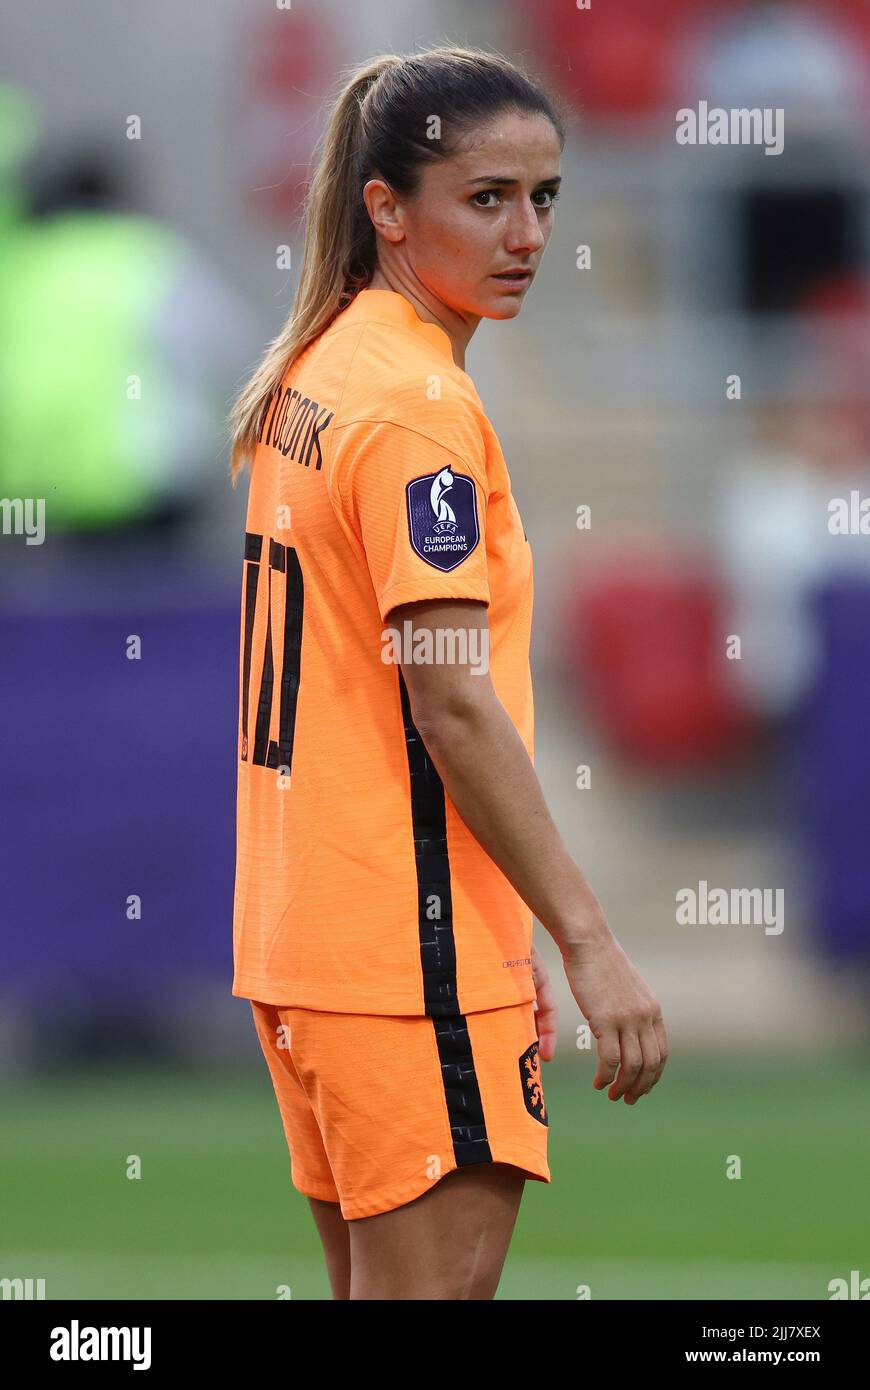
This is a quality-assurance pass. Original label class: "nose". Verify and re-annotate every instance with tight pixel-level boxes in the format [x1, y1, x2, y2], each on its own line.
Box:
[504, 198, 547, 255]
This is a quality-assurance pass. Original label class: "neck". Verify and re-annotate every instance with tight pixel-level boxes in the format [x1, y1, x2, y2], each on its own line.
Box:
[366, 268, 476, 371]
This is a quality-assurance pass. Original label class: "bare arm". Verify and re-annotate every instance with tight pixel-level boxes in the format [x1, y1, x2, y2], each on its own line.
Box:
[389, 598, 668, 1103]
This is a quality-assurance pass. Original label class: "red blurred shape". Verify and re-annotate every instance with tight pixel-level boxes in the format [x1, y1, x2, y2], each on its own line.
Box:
[562, 556, 756, 769]
[236, 11, 335, 224]
[525, 0, 748, 116]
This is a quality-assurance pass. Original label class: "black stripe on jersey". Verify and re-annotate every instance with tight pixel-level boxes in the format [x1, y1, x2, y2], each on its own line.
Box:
[398, 667, 458, 1017]
[240, 532, 263, 760]
[397, 667, 493, 1162]
[252, 558, 275, 766]
[397, 667, 491, 1167]
[432, 1015, 493, 1167]
[266, 539, 304, 771]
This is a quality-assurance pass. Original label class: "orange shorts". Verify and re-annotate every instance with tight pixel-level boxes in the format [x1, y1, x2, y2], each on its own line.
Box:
[250, 999, 551, 1221]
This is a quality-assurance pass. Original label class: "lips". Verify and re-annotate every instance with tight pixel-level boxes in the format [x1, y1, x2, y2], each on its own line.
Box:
[494, 270, 532, 279]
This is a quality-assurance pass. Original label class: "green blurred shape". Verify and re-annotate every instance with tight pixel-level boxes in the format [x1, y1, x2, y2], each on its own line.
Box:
[0, 213, 186, 529]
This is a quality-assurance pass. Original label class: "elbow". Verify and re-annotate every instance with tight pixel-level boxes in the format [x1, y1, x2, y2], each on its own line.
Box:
[410, 686, 492, 748]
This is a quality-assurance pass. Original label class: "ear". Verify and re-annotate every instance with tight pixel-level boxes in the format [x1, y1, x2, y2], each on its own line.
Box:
[362, 178, 405, 244]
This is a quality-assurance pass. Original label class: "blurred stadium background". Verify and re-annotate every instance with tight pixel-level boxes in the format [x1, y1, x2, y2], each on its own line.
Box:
[2, 0, 869, 1299]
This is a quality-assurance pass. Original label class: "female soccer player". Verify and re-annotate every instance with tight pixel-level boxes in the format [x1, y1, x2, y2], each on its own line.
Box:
[227, 45, 668, 1301]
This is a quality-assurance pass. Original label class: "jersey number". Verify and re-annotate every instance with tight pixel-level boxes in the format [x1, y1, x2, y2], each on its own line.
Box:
[240, 530, 304, 771]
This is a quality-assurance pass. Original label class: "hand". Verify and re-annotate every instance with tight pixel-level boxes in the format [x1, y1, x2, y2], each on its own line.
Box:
[531, 941, 558, 1062]
[561, 931, 668, 1104]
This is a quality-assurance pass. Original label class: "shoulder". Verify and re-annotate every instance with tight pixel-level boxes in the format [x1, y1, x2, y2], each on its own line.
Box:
[331, 321, 486, 455]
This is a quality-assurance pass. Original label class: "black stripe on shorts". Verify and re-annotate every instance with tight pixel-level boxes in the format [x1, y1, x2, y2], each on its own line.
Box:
[432, 1014, 493, 1167]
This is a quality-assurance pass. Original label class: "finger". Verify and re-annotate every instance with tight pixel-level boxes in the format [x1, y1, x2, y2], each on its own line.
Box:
[532, 955, 558, 1060]
[652, 1014, 669, 1074]
[623, 1023, 661, 1103]
[592, 1027, 622, 1092]
[534, 960, 556, 1011]
[607, 1029, 643, 1101]
[535, 992, 558, 1062]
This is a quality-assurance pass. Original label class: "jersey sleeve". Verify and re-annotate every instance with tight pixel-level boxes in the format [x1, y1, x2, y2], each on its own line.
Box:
[328, 417, 491, 623]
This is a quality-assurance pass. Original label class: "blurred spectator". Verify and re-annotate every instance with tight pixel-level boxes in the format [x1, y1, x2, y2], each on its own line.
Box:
[673, 1, 870, 316]
[713, 278, 870, 968]
[678, 0, 870, 123]
[715, 270, 870, 716]
[0, 135, 265, 545]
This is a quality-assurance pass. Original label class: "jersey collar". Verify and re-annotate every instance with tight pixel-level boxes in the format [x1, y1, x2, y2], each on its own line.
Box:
[336, 288, 457, 366]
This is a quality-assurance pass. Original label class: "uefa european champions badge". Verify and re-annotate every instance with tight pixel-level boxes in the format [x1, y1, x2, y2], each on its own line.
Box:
[406, 467, 480, 572]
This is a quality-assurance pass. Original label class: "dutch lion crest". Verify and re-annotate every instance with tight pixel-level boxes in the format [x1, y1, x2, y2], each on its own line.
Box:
[519, 1041, 548, 1126]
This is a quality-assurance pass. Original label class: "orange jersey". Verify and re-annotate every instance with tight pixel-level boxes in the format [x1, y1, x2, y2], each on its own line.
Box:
[232, 287, 535, 1016]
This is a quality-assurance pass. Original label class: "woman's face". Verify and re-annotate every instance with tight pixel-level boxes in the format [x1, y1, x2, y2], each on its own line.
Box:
[366, 110, 562, 321]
